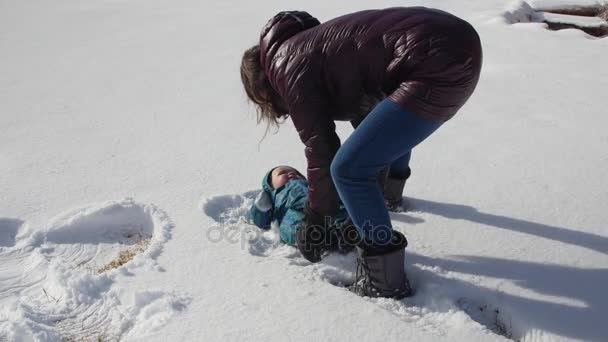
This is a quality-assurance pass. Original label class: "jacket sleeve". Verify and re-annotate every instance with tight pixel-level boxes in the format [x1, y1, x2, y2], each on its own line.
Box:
[249, 191, 273, 229]
[278, 180, 308, 245]
[288, 87, 341, 217]
[267, 51, 341, 217]
[278, 208, 305, 245]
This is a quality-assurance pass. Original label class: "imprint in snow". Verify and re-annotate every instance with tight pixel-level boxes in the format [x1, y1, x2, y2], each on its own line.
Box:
[201, 192, 357, 278]
[0, 219, 47, 302]
[0, 218, 23, 248]
[246, 227, 284, 257]
[42, 198, 173, 274]
[304, 252, 357, 287]
[457, 297, 514, 340]
[200, 190, 259, 224]
[202, 191, 290, 257]
[0, 199, 177, 341]
[200, 191, 289, 257]
[201, 192, 361, 292]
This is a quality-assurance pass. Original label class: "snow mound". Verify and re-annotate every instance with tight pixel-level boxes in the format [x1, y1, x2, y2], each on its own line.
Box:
[529, 0, 601, 11]
[501, 0, 608, 38]
[538, 12, 608, 27]
[503, 1, 544, 23]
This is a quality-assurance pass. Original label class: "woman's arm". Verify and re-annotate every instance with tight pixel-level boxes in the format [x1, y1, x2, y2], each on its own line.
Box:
[289, 99, 341, 218]
[268, 52, 341, 218]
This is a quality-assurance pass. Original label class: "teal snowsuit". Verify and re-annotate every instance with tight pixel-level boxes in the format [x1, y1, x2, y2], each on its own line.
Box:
[249, 167, 348, 245]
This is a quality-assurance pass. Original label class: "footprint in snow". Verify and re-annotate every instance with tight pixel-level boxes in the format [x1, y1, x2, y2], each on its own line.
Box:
[457, 297, 514, 340]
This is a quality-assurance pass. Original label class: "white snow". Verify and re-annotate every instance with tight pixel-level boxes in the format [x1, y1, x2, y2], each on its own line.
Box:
[0, 199, 181, 340]
[529, 0, 602, 11]
[502, 1, 545, 24]
[1, 0, 608, 341]
[538, 12, 608, 27]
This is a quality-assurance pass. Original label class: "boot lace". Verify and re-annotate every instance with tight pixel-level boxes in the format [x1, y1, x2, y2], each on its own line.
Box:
[351, 256, 378, 296]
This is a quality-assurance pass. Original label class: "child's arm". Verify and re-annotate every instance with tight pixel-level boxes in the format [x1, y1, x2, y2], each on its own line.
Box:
[249, 191, 273, 229]
[279, 209, 305, 246]
[278, 182, 308, 246]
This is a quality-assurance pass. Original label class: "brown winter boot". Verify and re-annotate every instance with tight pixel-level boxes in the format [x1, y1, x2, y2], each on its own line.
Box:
[379, 167, 410, 212]
[377, 166, 389, 193]
[384, 176, 406, 212]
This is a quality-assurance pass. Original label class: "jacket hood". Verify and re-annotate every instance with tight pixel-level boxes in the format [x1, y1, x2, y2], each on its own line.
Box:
[261, 166, 307, 193]
[261, 167, 276, 195]
[261, 166, 308, 200]
[259, 11, 320, 70]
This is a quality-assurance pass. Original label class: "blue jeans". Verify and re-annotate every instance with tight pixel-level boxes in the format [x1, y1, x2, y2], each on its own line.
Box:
[330, 99, 442, 249]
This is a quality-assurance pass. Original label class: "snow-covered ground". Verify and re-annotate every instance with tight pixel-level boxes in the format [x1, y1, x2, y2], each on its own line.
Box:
[1, 0, 607, 341]
[538, 12, 607, 28]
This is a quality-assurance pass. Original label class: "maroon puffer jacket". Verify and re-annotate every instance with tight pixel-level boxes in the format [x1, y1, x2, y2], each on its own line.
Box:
[259, 7, 482, 216]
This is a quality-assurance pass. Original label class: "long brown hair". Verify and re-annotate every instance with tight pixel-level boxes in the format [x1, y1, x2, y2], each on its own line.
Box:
[240, 45, 288, 133]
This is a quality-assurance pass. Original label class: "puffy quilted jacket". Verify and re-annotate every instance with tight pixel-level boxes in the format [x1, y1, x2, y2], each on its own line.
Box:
[259, 7, 482, 216]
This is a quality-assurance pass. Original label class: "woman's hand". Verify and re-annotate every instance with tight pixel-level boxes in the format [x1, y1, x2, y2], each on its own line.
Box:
[296, 203, 332, 262]
[296, 203, 360, 261]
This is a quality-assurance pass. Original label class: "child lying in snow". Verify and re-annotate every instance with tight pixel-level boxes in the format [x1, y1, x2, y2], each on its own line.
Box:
[248, 165, 354, 252]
